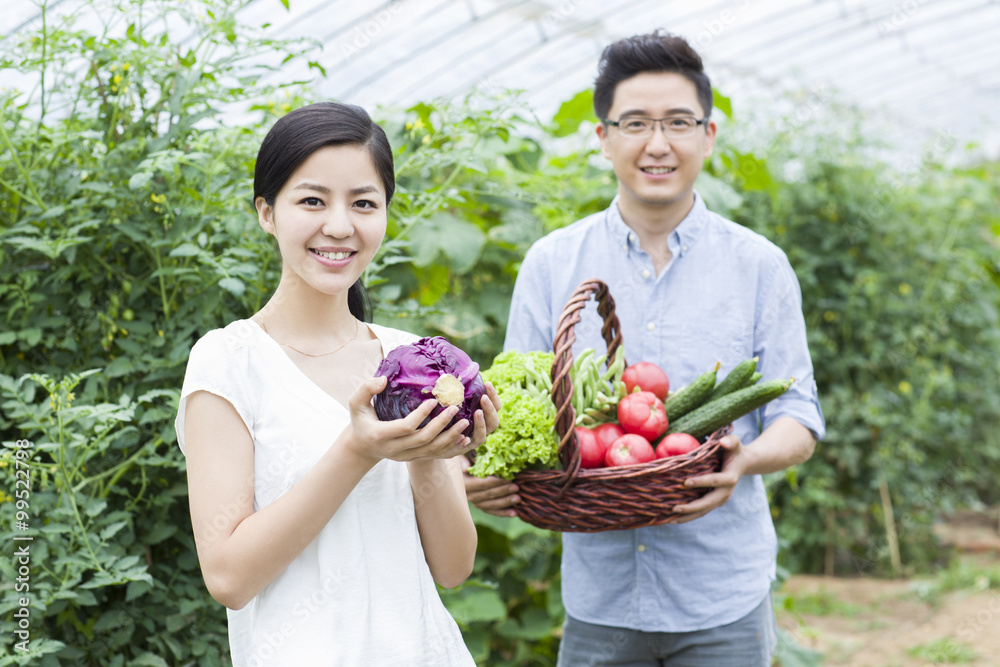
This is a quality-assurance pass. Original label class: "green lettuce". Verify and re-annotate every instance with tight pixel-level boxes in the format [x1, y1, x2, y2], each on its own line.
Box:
[467, 350, 558, 479]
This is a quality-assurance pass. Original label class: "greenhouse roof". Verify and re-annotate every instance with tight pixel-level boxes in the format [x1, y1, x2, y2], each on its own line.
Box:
[7, 0, 1000, 158]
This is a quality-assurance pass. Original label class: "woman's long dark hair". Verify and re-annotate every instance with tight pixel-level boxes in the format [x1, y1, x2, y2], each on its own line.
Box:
[253, 102, 395, 323]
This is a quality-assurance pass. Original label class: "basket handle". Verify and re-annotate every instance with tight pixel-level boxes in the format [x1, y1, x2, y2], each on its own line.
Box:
[550, 279, 625, 488]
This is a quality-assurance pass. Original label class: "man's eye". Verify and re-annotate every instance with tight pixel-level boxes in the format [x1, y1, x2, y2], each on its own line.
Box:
[669, 118, 694, 128]
[623, 119, 649, 130]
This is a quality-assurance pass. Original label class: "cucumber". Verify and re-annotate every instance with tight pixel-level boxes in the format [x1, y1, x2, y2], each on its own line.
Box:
[666, 378, 794, 440]
[744, 371, 763, 387]
[707, 356, 758, 402]
[664, 362, 720, 422]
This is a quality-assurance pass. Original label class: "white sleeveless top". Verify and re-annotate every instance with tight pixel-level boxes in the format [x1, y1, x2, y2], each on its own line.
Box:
[175, 319, 475, 666]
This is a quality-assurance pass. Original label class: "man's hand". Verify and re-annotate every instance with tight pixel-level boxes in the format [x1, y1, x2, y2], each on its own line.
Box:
[459, 456, 521, 517]
[667, 433, 749, 524]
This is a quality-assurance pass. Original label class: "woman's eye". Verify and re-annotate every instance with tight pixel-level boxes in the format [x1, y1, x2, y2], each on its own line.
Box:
[300, 197, 323, 206]
[355, 200, 377, 209]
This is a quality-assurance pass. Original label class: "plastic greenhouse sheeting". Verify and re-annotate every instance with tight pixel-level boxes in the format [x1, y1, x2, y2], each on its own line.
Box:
[6, 0, 999, 157]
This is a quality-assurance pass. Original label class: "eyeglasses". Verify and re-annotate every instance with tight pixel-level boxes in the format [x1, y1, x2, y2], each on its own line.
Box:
[603, 115, 711, 139]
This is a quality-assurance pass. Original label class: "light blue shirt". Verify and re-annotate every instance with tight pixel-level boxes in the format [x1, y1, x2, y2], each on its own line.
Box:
[503, 193, 825, 633]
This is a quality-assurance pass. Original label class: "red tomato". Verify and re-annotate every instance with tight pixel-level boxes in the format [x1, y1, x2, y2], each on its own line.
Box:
[592, 423, 626, 449]
[576, 426, 607, 469]
[605, 434, 656, 467]
[655, 432, 701, 459]
[622, 362, 670, 401]
[616, 391, 669, 442]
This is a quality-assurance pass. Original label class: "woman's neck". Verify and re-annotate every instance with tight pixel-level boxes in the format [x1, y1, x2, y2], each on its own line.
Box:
[256, 275, 356, 345]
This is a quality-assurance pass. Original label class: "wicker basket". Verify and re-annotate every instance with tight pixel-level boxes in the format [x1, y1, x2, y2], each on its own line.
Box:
[512, 278, 728, 533]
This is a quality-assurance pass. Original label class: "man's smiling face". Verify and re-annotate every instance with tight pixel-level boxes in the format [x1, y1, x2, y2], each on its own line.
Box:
[597, 71, 716, 216]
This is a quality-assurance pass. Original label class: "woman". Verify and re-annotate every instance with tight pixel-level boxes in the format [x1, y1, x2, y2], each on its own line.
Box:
[175, 102, 498, 665]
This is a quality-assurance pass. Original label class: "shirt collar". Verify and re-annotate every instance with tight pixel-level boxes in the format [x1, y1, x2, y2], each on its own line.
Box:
[606, 191, 710, 257]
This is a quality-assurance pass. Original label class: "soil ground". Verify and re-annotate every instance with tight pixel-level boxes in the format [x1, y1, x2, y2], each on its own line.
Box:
[776, 509, 1000, 666]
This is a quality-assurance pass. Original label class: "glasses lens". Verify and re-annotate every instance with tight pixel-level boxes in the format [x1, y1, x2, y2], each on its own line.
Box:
[664, 117, 697, 138]
[618, 117, 653, 136]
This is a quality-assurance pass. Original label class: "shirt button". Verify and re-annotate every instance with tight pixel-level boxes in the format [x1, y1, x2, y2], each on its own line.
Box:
[637, 544, 646, 552]
[647, 322, 655, 331]
[641, 269, 651, 279]
[682, 245, 689, 252]
[628, 233, 636, 243]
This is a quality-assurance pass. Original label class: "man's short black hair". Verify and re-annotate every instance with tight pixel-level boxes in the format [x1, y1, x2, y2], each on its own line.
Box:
[594, 31, 713, 120]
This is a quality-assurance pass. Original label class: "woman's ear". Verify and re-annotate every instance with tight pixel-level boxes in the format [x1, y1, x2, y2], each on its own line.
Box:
[255, 196, 275, 235]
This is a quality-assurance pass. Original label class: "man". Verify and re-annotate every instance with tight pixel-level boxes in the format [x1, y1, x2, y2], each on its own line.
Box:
[464, 31, 825, 666]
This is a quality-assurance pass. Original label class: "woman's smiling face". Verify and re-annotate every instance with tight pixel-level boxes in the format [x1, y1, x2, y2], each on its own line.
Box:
[256, 143, 387, 296]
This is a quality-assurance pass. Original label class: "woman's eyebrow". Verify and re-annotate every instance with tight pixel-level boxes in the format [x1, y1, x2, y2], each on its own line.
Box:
[291, 183, 380, 196]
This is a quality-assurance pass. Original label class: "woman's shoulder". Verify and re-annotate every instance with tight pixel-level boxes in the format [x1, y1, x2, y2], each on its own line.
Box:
[187, 319, 260, 365]
[366, 321, 420, 352]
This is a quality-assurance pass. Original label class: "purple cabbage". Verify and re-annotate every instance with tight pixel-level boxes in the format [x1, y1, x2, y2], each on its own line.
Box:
[373, 336, 486, 438]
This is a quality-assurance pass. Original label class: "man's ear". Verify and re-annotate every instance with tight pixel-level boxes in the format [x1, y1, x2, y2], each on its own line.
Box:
[596, 122, 611, 160]
[255, 196, 275, 235]
[702, 119, 717, 160]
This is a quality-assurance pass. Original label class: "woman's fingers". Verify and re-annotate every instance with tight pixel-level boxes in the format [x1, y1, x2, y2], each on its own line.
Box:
[349, 375, 387, 413]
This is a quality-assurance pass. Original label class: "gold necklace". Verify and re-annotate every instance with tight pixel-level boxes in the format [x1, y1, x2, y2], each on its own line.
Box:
[257, 316, 359, 358]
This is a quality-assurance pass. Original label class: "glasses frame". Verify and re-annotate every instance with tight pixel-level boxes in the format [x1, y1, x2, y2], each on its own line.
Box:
[603, 115, 711, 139]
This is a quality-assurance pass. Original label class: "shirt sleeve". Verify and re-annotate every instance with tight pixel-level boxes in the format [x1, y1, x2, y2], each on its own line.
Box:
[174, 329, 255, 455]
[754, 253, 826, 441]
[503, 243, 556, 354]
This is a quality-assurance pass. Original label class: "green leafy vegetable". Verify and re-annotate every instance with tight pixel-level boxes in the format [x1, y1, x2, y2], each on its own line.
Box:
[467, 391, 558, 479]
[467, 350, 558, 479]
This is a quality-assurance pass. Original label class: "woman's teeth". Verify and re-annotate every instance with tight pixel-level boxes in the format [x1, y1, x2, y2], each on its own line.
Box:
[642, 167, 676, 174]
[314, 250, 353, 260]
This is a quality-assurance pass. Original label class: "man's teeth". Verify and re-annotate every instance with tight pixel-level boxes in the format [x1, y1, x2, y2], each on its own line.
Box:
[643, 167, 676, 174]
[315, 250, 352, 260]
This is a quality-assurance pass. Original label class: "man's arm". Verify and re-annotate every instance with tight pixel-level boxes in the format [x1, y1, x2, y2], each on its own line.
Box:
[671, 251, 824, 523]
[668, 416, 815, 523]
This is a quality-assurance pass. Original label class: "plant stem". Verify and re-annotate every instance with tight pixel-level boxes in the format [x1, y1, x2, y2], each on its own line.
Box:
[0, 118, 47, 211]
[878, 470, 902, 576]
[55, 400, 107, 573]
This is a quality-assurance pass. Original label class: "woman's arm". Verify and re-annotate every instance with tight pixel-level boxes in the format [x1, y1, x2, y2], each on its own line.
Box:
[410, 387, 501, 588]
[185, 377, 476, 610]
[185, 389, 375, 610]
[408, 458, 477, 588]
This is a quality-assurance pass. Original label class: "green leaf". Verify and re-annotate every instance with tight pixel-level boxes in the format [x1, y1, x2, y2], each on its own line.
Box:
[169, 243, 202, 258]
[712, 88, 732, 118]
[408, 214, 486, 274]
[774, 628, 824, 667]
[128, 172, 153, 190]
[131, 652, 169, 667]
[551, 89, 594, 137]
[443, 587, 506, 624]
[100, 520, 129, 541]
[218, 276, 245, 296]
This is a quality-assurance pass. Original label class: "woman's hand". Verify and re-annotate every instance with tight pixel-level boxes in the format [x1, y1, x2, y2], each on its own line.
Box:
[467, 381, 502, 448]
[343, 376, 498, 463]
